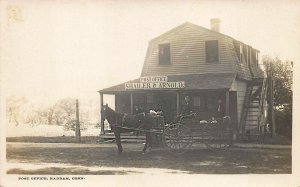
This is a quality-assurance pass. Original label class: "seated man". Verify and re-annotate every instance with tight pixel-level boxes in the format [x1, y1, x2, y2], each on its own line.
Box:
[172, 96, 194, 123]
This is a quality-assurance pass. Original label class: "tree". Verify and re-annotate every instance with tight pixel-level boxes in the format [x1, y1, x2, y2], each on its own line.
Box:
[53, 98, 77, 128]
[263, 56, 293, 138]
[47, 107, 54, 125]
[63, 119, 87, 131]
[264, 56, 293, 106]
[6, 96, 28, 126]
[55, 98, 76, 119]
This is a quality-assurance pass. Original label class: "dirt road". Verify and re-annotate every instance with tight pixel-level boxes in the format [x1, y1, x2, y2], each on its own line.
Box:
[6, 142, 291, 174]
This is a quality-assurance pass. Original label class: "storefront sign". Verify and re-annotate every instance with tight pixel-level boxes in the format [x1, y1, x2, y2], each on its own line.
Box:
[125, 81, 185, 89]
[140, 76, 167, 83]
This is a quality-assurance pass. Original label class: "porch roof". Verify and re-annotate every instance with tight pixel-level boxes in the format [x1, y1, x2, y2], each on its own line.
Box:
[99, 73, 236, 94]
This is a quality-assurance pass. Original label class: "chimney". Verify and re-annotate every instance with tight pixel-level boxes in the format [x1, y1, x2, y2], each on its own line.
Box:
[210, 18, 221, 32]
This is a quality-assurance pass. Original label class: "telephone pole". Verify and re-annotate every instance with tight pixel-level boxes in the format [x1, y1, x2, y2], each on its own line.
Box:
[75, 99, 81, 143]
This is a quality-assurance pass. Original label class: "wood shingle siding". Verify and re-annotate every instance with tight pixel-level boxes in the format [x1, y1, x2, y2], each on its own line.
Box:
[140, 22, 264, 81]
[141, 23, 236, 76]
[236, 80, 247, 124]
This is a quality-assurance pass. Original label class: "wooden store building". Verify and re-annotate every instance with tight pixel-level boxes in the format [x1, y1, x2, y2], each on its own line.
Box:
[99, 19, 267, 138]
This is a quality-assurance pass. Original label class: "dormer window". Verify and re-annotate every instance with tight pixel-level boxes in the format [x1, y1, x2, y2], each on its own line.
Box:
[240, 44, 243, 63]
[256, 52, 260, 67]
[159, 43, 170, 65]
[243, 45, 248, 65]
[205, 40, 219, 63]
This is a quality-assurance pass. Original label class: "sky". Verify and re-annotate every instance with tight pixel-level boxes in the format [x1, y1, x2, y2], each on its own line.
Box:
[1, 0, 300, 106]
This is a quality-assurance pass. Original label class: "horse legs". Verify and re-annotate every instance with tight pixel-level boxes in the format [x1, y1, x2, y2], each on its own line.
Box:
[142, 132, 152, 154]
[142, 133, 148, 153]
[148, 132, 152, 150]
[114, 130, 123, 154]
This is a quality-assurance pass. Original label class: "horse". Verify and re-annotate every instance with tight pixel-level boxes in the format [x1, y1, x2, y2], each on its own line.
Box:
[102, 104, 157, 154]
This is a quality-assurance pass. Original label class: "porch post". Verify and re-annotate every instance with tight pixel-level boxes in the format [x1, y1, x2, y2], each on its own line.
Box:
[176, 92, 180, 115]
[225, 91, 230, 116]
[100, 92, 105, 135]
[130, 93, 133, 114]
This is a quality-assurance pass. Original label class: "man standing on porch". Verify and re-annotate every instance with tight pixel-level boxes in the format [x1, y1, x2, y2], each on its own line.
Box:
[182, 95, 192, 115]
[216, 99, 225, 118]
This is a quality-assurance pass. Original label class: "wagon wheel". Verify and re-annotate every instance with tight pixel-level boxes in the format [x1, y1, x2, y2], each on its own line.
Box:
[164, 123, 193, 153]
[164, 124, 193, 153]
[203, 123, 230, 151]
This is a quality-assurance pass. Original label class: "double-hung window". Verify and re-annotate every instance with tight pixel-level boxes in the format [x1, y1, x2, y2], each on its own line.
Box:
[205, 40, 219, 63]
[159, 43, 171, 65]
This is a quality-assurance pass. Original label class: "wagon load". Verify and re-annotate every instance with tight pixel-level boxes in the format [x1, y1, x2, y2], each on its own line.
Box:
[164, 114, 234, 153]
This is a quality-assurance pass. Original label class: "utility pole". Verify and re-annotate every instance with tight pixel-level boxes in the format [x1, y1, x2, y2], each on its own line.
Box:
[75, 99, 81, 143]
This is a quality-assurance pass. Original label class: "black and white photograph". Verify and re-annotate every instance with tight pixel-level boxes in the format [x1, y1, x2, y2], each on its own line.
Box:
[0, 0, 299, 186]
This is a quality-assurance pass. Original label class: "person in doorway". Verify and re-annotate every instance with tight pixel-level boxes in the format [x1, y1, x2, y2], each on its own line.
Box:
[182, 95, 192, 115]
[216, 99, 225, 118]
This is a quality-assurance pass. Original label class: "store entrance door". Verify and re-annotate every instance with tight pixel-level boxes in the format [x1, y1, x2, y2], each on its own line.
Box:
[156, 93, 177, 123]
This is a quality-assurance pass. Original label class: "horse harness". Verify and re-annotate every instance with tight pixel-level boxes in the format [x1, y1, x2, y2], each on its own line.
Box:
[120, 112, 146, 128]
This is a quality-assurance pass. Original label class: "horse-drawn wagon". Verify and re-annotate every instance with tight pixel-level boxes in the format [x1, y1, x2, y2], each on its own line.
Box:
[102, 105, 234, 154]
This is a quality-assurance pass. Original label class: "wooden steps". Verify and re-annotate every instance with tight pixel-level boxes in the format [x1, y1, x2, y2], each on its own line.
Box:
[240, 83, 266, 138]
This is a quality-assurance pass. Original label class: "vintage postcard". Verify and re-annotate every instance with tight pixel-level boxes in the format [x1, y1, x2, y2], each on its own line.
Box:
[1, 0, 299, 186]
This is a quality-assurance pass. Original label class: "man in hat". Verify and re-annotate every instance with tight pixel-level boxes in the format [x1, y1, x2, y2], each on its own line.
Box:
[182, 95, 192, 115]
[173, 95, 193, 123]
[216, 99, 225, 118]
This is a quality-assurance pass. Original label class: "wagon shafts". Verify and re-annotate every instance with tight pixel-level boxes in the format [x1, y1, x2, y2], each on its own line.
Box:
[116, 114, 234, 153]
[117, 126, 164, 134]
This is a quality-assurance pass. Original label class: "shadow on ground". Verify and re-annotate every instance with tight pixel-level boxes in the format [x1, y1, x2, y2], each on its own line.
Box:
[6, 142, 291, 174]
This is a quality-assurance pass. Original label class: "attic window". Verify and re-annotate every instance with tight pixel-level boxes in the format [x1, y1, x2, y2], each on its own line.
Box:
[256, 52, 260, 67]
[251, 50, 257, 67]
[243, 45, 249, 64]
[205, 40, 219, 63]
[233, 41, 240, 62]
[240, 44, 243, 63]
[159, 43, 171, 65]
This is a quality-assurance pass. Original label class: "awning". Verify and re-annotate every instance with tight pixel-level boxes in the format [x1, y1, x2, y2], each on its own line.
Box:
[99, 73, 236, 94]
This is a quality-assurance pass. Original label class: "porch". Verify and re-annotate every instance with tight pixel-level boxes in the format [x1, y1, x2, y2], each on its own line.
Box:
[98, 73, 239, 134]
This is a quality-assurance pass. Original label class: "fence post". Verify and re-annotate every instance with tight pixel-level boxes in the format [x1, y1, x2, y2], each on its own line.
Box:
[75, 99, 81, 143]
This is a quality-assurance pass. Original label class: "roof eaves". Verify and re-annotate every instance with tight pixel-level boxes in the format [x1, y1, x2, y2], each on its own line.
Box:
[149, 22, 192, 43]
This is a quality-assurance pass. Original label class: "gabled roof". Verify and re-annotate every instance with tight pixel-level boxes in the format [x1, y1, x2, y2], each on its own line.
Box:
[99, 73, 236, 94]
[145, 21, 263, 81]
[150, 22, 260, 52]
